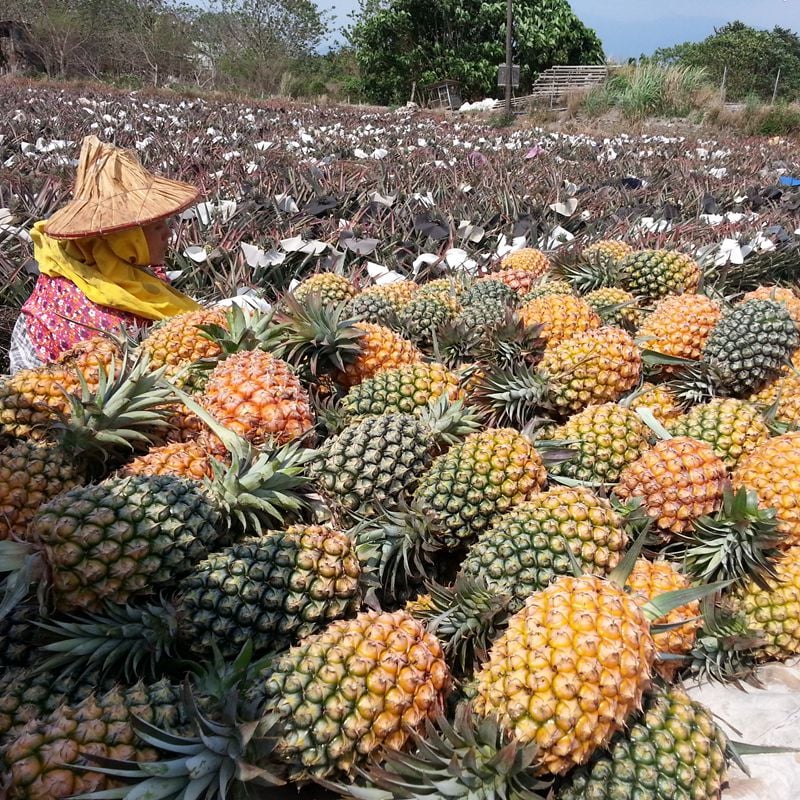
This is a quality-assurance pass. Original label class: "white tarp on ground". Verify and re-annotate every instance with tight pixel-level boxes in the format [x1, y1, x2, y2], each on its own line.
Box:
[687, 658, 800, 799]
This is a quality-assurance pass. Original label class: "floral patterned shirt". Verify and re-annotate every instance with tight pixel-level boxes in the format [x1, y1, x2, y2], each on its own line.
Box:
[18, 265, 170, 363]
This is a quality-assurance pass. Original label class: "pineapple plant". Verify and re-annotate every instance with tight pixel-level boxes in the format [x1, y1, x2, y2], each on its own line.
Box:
[733, 431, 800, 547]
[555, 684, 729, 800]
[338, 362, 461, 420]
[497, 247, 551, 276]
[669, 398, 770, 469]
[310, 398, 479, 521]
[618, 250, 701, 300]
[459, 486, 628, 611]
[292, 272, 357, 305]
[702, 298, 799, 396]
[637, 294, 722, 365]
[548, 402, 652, 484]
[518, 294, 601, 348]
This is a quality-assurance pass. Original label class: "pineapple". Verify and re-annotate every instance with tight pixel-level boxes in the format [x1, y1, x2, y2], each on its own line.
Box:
[339, 322, 421, 387]
[669, 398, 770, 469]
[339, 362, 461, 420]
[615, 436, 727, 536]
[518, 294, 601, 347]
[749, 370, 800, 428]
[0, 605, 39, 669]
[293, 272, 357, 305]
[471, 573, 655, 775]
[454, 298, 509, 328]
[398, 293, 461, 345]
[703, 299, 799, 396]
[584, 287, 641, 328]
[637, 294, 722, 365]
[732, 546, 800, 660]
[140, 307, 227, 383]
[538, 327, 642, 415]
[626, 558, 699, 680]
[460, 486, 628, 611]
[625, 382, 684, 426]
[733, 431, 800, 547]
[310, 399, 478, 521]
[549, 402, 652, 484]
[742, 285, 800, 327]
[491, 268, 548, 296]
[618, 250, 700, 300]
[199, 349, 314, 447]
[257, 609, 451, 779]
[41, 524, 362, 672]
[521, 280, 575, 302]
[413, 427, 547, 548]
[1, 679, 186, 799]
[459, 279, 518, 308]
[582, 239, 634, 265]
[117, 440, 216, 480]
[497, 247, 551, 276]
[556, 684, 729, 800]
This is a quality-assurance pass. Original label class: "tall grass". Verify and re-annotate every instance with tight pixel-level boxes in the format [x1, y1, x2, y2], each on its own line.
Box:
[582, 63, 709, 120]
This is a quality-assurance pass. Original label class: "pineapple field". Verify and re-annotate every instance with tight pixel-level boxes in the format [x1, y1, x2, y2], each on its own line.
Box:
[3, 81, 800, 799]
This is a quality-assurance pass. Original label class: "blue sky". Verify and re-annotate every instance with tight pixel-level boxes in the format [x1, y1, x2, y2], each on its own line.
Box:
[317, 0, 800, 58]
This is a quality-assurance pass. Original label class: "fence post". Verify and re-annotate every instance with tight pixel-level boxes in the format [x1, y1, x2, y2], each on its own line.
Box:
[772, 68, 781, 105]
[720, 65, 727, 103]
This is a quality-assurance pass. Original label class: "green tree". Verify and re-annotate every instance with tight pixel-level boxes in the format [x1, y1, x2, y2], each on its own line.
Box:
[347, 0, 604, 105]
[653, 21, 800, 102]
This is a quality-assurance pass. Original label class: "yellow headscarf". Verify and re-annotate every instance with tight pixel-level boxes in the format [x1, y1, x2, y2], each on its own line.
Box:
[30, 220, 200, 320]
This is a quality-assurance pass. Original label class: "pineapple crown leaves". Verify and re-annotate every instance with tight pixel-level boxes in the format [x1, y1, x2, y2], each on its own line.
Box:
[417, 395, 482, 446]
[195, 302, 282, 358]
[0, 540, 44, 622]
[671, 485, 784, 589]
[51, 352, 176, 466]
[319, 703, 550, 800]
[270, 293, 365, 377]
[632, 405, 673, 441]
[69, 681, 286, 800]
[466, 364, 546, 428]
[409, 575, 511, 674]
[554, 248, 620, 293]
[348, 501, 445, 605]
[31, 600, 179, 683]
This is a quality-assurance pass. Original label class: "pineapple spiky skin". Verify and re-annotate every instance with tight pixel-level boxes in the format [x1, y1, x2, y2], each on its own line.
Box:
[539, 327, 643, 415]
[200, 350, 313, 447]
[256, 609, 451, 779]
[472, 574, 655, 776]
[584, 287, 641, 328]
[491, 268, 547, 296]
[615, 437, 727, 536]
[117, 440, 216, 480]
[310, 413, 440, 520]
[742, 285, 800, 327]
[460, 487, 628, 611]
[628, 382, 684, 426]
[732, 546, 800, 660]
[637, 294, 722, 366]
[733, 431, 800, 547]
[339, 363, 461, 420]
[346, 292, 396, 326]
[416, 277, 467, 301]
[0, 441, 83, 540]
[521, 280, 575, 303]
[549, 403, 652, 484]
[455, 298, 510, 328]
[703, 299, 800, 396]
[519, 294, 601, 348]
[459, 279, 518, 308]
[177, 525, 361, 658]
[669, 398, 770, 470]
[140, 307, 227, 383]
[497, 247, 551, 277]
[556, 684, 729, 800]
[582, 239, 634, 265]
[414, 427, 548, 548]
[0, 366, 80, 439]
[28, 474, 224, 612]
[338, 323, 422, 388]
[1, 679, 186, 799]
[293, 273, 358, 306]
[54, 335, 123, 373]
[748, 370, 800, 428]
[618, 250, 700, 300]
[399, 294, 461, 345]
[626, 559, 699, 681]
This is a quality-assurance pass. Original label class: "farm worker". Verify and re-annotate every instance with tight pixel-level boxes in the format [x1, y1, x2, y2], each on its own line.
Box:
[8, 135, 201, 373]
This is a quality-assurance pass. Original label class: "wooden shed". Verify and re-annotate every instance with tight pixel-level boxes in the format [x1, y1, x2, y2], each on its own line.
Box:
[423, 79, 463, 111]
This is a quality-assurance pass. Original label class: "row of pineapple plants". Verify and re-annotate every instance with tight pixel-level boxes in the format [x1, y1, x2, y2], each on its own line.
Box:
[0, 240, 798, 799]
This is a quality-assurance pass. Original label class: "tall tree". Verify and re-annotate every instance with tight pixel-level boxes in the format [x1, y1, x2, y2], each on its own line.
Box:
[347, 0, 604, 105]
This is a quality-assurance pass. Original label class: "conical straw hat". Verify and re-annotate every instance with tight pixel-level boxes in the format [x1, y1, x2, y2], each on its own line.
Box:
[43, 136, 200, 239]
